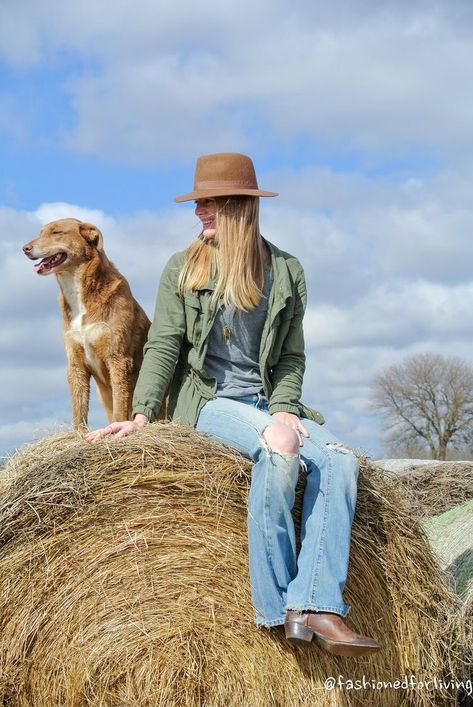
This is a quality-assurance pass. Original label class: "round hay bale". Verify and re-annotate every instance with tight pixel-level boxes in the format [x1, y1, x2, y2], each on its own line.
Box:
[0, 424, 465, 707]
[381, 461, 473, 518]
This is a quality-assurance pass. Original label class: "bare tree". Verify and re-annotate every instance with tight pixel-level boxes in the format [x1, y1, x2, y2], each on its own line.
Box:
[370, 353, 473, 460]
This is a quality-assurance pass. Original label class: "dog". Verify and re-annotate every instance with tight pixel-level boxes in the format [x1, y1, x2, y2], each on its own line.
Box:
[23, 218, 151, 429]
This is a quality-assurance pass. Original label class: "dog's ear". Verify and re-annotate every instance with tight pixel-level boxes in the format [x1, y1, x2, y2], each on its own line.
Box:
[79, 223, 104, 251]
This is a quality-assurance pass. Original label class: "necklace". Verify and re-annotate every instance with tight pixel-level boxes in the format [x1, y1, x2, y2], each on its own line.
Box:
[221, 303, 236, 343]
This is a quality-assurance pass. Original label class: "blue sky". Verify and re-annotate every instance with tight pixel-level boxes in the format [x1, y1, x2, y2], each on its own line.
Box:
[1, 0, 473, 459]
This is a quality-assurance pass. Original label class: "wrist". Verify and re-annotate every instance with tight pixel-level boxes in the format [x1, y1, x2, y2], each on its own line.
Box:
[133, 413, 149, 428]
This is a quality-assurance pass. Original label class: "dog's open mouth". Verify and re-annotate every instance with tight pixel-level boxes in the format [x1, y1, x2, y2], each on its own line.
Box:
[33, 252, 67, 274]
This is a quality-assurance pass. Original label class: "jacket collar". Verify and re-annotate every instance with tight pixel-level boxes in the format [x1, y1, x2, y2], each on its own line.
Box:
[265, 238, 294, 305]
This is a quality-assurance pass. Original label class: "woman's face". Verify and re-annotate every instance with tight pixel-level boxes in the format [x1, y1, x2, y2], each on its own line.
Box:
[195, 198, 216, 240]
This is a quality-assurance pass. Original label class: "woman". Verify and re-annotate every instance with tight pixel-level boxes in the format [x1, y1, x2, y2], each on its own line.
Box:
[86, 152, 380, 657]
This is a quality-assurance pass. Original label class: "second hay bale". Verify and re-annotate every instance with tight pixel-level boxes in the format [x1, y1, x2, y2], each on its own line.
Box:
[391, 461, 473, 518]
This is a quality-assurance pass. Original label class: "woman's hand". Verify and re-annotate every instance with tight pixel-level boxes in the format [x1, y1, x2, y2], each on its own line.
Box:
[271, 411, 309, 447]
[84, 414, 149, 443]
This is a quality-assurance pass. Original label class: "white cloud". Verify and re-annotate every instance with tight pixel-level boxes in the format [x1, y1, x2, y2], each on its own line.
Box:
[2, 1, 473, 161]
[34, 202, 111, 229]
[357, 201, 473, 283]
[262, 167, 473, 293]
[0, 419, 70, 468]
[66, 14, 473, 162]
[0, 317, 63, 366]
[0, 364, 67, 406]
[304, 280, 473, 349]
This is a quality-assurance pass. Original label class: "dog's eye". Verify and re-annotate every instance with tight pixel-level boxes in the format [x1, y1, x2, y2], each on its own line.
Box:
[52, 230, 62, 234]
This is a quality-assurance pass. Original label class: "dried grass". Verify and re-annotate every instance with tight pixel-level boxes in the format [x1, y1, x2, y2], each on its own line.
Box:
[0, 423, 467, 706]
[392, 462, 473, 518]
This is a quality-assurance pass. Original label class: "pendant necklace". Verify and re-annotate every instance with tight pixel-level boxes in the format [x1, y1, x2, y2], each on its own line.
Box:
[221, 303, 236, 343]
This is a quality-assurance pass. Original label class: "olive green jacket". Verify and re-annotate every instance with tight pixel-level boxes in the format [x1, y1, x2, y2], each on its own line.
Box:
[132, 239, 324, 427]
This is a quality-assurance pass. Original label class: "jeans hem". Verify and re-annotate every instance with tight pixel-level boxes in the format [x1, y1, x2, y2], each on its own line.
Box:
[285, 603, 351, 618]
[255, 616, 286, 628]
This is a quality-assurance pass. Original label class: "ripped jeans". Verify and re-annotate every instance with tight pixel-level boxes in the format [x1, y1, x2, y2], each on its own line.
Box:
[196, 393, 359, 627]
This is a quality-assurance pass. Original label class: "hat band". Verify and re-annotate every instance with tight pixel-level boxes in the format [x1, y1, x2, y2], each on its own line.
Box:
[195, 179, 258, 189]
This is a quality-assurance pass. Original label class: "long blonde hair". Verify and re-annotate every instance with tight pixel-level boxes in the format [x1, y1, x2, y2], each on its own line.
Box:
[177, 196, 268, 310]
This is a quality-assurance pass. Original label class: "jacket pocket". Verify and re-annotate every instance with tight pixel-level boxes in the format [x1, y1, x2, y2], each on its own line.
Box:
[183, 292, 203, 344]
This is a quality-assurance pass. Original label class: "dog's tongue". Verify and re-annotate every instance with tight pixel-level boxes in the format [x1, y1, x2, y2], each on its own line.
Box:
[33, 254, 63, 274]
[34, 256, 54, 274]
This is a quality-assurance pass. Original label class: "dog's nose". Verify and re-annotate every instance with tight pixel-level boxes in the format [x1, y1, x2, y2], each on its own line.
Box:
[23, 243, 33, 255]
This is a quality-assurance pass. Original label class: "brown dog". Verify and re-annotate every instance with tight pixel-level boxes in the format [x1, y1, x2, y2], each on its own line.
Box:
[23, 218, 151, 429]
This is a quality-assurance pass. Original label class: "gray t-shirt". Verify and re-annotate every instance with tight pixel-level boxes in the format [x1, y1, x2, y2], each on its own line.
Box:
[204, 264, 273, 397]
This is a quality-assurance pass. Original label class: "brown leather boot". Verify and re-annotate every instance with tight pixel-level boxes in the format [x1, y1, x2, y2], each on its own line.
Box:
[284, 610, 381, 656]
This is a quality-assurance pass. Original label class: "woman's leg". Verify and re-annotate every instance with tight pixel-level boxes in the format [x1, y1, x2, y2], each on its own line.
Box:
[282, 422, 381, 654]
[197, 399, 359, 625]
[285, 419, 359, 616]
[196, 396, 301, 627]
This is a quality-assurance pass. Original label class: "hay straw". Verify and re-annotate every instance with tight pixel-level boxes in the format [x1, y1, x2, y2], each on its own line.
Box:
[389, 462, 473, 518]
[0, 423, 466, 706]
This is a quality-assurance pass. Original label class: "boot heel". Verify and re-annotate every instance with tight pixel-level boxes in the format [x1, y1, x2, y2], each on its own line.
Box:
[285, 622, 314, 643]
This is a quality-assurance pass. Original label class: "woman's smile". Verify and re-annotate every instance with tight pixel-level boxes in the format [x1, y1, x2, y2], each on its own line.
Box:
[195, 198, 216, 239]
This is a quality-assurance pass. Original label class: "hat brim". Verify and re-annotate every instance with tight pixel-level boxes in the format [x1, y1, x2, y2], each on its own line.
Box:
[174, 188, 278, 203]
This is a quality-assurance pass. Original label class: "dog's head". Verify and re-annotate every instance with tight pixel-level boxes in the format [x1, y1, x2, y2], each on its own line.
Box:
[22, 218, 104, 275]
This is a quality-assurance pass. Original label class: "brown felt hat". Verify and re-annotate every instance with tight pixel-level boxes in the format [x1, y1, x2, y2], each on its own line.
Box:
[174, 152, 278, 202]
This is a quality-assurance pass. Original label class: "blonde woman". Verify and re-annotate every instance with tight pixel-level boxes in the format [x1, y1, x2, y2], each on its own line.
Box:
[86, 153, 380, 657]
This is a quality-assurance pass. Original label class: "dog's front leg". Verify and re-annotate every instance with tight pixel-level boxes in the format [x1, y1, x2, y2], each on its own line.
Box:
[109, 356, 134, 421]
[66, 343, 91, 429]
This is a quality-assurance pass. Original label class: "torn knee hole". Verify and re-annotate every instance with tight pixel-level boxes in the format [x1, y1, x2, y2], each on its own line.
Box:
[260, 435, 299, 460]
